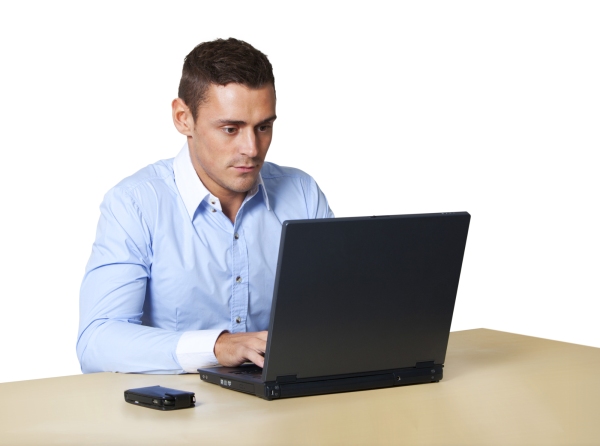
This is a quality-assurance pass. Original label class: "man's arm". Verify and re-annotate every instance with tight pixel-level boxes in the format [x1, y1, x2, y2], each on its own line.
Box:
[77, 186, 222, 373]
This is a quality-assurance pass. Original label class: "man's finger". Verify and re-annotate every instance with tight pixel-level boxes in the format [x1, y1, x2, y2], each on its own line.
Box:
[245, 349, 265, 368]
[245, 337, 267, 356]
[214, 331, 269, 367]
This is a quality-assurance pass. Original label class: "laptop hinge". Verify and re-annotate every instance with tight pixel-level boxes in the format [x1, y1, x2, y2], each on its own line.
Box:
[276, 375, 298, 383]
[415, 360, 435, 368]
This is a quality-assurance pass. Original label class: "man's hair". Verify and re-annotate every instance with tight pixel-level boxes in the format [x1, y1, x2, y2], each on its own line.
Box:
[178, 38, 275, 122]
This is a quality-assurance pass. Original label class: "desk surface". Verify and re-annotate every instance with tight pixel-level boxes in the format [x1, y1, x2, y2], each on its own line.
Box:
[1, 329, 599, 445]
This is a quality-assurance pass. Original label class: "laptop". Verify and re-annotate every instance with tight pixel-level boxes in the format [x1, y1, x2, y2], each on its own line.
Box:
[198, 211, 470, 400]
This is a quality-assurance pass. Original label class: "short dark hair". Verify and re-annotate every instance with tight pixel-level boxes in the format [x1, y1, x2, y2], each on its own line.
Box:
[178, 38, 275, 122]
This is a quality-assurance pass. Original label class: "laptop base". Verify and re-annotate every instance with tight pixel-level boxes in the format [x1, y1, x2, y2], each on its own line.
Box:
[199, 364, 443, 400]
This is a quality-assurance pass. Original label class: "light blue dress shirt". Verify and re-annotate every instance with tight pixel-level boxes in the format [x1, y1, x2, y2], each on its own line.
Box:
[77, 144, 333, 374]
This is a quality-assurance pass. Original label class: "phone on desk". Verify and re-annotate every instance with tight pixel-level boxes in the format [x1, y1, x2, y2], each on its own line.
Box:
[124, 385, 195, 411]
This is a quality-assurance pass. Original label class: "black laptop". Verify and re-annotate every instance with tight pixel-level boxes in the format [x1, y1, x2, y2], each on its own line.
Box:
[198, 212, 470, 400]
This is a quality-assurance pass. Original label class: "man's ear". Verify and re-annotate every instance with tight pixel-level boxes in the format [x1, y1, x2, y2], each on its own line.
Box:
[172, 98, 194, 136]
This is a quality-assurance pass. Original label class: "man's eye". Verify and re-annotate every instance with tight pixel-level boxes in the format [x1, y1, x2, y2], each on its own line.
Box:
[223, 127, 237, 134]
[258, 125, 271, 132]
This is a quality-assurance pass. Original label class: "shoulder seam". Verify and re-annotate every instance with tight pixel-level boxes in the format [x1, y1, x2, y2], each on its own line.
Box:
[260, 165, 312, 181]
[116, 171, 174, 193]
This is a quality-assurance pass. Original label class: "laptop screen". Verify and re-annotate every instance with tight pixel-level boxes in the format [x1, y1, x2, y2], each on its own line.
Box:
[262, 212, 470, 381]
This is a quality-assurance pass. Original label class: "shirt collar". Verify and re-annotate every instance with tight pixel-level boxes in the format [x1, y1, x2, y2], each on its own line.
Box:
[173, 142, 270, 220]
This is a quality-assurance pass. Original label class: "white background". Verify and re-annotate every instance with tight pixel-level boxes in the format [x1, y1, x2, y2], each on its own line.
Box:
[0, 1, 598, 383]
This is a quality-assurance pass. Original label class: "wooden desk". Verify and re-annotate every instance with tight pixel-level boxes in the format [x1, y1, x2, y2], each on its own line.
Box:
[1, 329, 599, 445]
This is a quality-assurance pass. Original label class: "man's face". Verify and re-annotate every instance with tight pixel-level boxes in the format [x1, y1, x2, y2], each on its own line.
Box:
[186, 83, 276, 199]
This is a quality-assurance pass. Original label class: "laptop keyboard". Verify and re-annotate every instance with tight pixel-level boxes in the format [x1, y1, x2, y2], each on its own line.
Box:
[228, 367, 263, 377]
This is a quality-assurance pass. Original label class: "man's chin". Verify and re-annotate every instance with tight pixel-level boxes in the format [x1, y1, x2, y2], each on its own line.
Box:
[227, 176, 259, 194]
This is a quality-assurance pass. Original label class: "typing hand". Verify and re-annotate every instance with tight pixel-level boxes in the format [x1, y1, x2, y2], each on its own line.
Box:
[214, 331, 268, 368]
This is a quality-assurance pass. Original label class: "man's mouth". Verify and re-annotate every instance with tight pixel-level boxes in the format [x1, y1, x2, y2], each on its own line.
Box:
[233, 165, 256, 173]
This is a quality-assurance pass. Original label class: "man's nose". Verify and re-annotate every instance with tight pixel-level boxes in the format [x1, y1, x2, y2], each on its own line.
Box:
[240, 129, 259, 158]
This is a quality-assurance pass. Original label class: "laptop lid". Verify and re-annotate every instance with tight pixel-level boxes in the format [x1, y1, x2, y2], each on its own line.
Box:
[261, 212, 470, 382]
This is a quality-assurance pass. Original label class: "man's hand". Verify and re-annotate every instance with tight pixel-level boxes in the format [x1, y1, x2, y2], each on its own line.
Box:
[214, 331, 268, 368]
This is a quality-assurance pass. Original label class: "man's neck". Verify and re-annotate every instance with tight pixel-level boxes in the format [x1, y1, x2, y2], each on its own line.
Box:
[196, 172, 249, 223]
[217, 190, 247, 223]
[189, 158, 249, 224]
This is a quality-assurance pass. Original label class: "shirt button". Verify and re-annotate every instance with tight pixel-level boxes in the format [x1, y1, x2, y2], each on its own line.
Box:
[210, 208, 216, 213]
[236, 276, 242, 283]
[210, 200, 216, 205]
[235, 316, 241, 323]
[234, 233, 239, 240]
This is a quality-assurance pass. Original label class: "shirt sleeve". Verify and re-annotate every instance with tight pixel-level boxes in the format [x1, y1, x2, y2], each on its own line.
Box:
[303, 175, 335, 219]
[175, 330, 223, 372]
[77, 187, 218, 374]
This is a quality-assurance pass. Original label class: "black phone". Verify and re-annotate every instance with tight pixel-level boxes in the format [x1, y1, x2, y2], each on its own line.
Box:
[124, 385, 195, 410]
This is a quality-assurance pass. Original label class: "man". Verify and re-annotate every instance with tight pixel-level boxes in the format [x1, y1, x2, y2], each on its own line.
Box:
[77, 38, 333, 374]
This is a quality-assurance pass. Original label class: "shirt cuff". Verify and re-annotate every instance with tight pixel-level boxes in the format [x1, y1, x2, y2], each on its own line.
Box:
[175, 329, 224, 373]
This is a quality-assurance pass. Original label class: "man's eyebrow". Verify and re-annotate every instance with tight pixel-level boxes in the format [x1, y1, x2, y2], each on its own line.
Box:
[216, 119, 246, 126]
[215, 115, 277, 126]
[257, 115, 277, 126]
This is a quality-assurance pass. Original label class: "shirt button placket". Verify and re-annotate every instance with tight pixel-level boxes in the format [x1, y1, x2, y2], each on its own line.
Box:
[233, 232, 241, 325]
[231, 226, 248, 333]
[232, 274, 243, 330]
